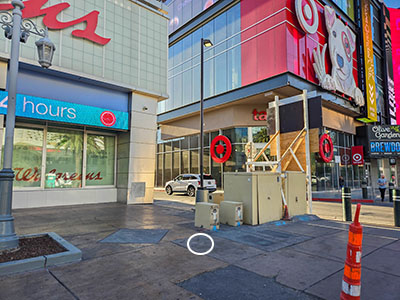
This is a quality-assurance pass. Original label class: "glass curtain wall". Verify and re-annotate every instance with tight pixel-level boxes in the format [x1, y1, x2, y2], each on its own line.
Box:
[167, 0, 221, 33]
[161, 3, 241, 114]
[6, 126, 116, 189]
[311, 128, 360, 191]
[332, 0, 355, 20]
[155, 127, 249, 188]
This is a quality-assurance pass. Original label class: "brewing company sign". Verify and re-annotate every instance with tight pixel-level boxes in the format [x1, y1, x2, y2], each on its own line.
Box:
[368, 125, 400, 157]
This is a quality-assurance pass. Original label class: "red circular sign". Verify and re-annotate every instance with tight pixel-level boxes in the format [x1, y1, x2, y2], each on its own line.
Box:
[319, 134, 334, 163]
[100, 111, 116, 127]
[210, 135, 232, 163]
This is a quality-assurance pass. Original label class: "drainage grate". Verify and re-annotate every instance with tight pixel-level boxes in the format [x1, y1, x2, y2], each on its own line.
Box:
[100, 229, 169, 244]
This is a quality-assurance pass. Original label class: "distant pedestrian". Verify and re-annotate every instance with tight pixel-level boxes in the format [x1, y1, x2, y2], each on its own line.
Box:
[339, 176, 344, 189]
[377, 174, 388, 202]
[391, 175, 396, 187]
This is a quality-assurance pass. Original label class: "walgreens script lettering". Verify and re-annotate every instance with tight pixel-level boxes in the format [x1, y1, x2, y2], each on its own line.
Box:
[14, 167, 104, 182]
[0, 0, 110, 45]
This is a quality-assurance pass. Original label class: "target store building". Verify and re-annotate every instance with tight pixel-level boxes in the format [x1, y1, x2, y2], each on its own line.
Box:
[0, 0, 168, 208]
[156, 0, 399, 194]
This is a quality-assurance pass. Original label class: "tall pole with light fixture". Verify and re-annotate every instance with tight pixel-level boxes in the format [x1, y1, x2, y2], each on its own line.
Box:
[197, 38, 213, 202]
[0, 0, 55, 251]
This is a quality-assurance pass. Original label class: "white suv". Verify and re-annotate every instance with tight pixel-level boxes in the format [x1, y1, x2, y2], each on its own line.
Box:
[165, 174, 217, 197]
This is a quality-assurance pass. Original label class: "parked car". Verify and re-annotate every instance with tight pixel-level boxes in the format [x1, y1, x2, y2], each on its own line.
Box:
[165, 174, 217, 197]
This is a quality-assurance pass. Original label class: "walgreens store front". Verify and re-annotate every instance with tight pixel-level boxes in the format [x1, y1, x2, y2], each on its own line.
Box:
[0, 67, 129, 208]
[0, 0, 168, 208]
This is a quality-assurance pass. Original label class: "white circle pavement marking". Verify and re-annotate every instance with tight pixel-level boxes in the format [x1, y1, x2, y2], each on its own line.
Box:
[186, 233, 215, 256]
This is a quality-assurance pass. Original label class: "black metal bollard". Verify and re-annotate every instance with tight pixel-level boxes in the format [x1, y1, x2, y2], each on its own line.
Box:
[342, 187, 352, 222]
[361, 181, 368, 199]
[389, 182, 394, 202]
[394, 189, 400, 227]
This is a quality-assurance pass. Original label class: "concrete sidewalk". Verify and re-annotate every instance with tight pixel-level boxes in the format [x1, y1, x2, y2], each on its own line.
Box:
[1, 201, 400, 300]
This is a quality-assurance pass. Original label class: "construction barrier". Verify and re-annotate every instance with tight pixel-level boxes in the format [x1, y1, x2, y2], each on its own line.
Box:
[340, 203, 363, 300]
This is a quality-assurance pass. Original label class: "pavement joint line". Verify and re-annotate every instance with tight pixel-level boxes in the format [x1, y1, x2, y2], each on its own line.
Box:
[362, 265, 400, 278]
[360, 238, 400, 261]
[306, 266, 344, 291]
[306, 222, 348, 231]
[46, 268, 80, 300]
[286, 247, 345, 264]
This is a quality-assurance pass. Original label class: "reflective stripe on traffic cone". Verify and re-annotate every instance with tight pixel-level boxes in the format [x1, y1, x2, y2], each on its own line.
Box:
[340, 203, 363, 300]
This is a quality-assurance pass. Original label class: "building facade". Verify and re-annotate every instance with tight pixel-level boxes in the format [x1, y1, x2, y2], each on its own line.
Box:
[0, 0, 168, 208]
[156, 0, 399, 196]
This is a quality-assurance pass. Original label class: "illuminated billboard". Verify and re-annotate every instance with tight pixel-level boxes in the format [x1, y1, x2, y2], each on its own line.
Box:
[389, 8, 400, 124]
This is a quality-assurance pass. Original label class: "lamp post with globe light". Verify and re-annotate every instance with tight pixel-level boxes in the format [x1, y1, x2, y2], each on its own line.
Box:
[0, 0, 55, 251]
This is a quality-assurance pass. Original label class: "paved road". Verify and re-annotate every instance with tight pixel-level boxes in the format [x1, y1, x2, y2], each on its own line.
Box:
[154, 189, 195, 205]
[312, 201, 395, 227]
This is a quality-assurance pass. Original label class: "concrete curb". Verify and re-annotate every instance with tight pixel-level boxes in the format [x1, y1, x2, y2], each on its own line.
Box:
[0, 232, 82, 276]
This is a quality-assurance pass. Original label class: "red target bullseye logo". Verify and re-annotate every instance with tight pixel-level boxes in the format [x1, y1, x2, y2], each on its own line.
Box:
[295, 0, 319, 35]
[352, 153, 362, 163]
[319, 133, 333, 163]
[100, 111, 116, 127]
[211, 135, 232, 164]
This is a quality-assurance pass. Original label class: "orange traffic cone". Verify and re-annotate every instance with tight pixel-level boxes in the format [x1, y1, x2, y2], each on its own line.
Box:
[282, 204, 290, 221]
[340, 203, 363, 300]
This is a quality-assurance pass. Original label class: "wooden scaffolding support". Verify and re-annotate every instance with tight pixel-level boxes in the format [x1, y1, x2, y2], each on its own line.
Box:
[245, 90, 313, 214]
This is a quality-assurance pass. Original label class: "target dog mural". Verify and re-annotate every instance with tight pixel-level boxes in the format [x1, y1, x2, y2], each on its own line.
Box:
[312, 6, 365, 107]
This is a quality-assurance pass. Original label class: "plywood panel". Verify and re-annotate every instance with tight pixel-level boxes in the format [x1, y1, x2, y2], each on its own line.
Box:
[269, 128, 319, 172]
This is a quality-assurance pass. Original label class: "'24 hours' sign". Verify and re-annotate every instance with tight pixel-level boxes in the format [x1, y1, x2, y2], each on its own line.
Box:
[368, 125, 400, 157]
[0, 90, 128, 130]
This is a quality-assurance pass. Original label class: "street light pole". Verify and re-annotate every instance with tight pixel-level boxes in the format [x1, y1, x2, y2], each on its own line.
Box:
[199, 38, 213, 194]
[200, 37, 205, 190]
[0, 0, 55, 251]
[0, 0, 24, 251]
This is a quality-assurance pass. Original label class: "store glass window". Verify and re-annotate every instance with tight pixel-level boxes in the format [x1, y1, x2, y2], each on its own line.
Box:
[172, 151, 180, 178]
[164, 153, 172, 182]
[252, 127, 269, 143]
[332, 0, 355, 20]
[86, 134, 115, 186]
[370, 4, 381, 47]
[223, 128, 248, 144]
[190, 150, 199, 173]
[190, 135, 199, 149]
[157, 154, 163, 187]
[45, 128, 83, 188]
[12, 128, 43, 188]
[182, 150, 189, 174]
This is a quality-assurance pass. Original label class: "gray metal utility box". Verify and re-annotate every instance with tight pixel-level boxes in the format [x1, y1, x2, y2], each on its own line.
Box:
[283, 171, 307, 216]
[223, 172, 282, 225]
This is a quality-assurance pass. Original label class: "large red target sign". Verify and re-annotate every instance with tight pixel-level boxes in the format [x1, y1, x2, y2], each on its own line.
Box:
[319, 134, 334, 163]
[210, 135, 232, 163]
[295, 0, 319, 35]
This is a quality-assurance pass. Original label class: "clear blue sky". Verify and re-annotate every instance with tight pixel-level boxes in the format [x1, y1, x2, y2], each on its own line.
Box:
[385, 0, 400, 8]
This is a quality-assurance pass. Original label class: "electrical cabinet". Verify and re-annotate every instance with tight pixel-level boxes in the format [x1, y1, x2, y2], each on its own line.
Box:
[224, 172, 282, 225]
[220, 201, 243, 226]
[209, 191, 224, 205]
[195, 202, 219, 230]
[284, 171, 307, 216]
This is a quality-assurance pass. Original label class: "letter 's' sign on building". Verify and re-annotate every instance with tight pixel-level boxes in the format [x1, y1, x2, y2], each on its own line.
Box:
[0, 0, 110, 45]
